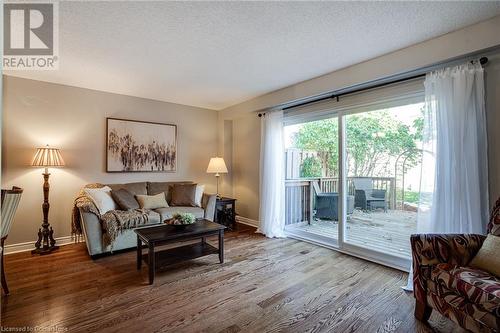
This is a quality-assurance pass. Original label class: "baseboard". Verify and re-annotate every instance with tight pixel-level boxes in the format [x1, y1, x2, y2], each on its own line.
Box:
[5, 219, 259, 254]
[4, 236, 83, 255]
[235, 215, 260, 228]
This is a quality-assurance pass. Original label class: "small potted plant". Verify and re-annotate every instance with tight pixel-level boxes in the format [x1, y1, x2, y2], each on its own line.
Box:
[166, 212, 196, 229]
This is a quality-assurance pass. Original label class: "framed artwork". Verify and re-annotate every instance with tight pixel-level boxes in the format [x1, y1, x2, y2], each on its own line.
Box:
[106, 117, 177, 172]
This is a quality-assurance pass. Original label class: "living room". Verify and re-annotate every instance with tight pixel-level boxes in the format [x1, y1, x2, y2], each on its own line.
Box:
[1, 2, 500, 332]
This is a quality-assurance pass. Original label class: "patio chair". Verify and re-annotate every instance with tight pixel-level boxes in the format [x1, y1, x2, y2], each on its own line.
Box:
[1, 186, 23, 295]
[312, 182, 354, 221]
[352, 177, 387, 212]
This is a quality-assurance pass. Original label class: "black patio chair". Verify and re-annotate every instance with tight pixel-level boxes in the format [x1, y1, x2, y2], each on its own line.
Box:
[354, 189, 387, 212]
[313, 182, 354, 220]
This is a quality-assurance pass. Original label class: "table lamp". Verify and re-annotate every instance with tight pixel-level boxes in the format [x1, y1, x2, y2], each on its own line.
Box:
[206, 157, 228, 198]
[31, 145, 65, 254]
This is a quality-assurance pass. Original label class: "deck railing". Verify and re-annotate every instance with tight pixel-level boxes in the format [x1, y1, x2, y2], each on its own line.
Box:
[285, 177, 396, 226]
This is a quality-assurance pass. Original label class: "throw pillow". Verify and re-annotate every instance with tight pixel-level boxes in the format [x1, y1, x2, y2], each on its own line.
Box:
[84, 186, 117, 215]
[111, 188, 140, 211]
[148, 182, 171, 198]
[170, 183, 197, 207]
[470, 234, 500, 278]
[195, 184, 205, 207]
[135, 193, 169, 210]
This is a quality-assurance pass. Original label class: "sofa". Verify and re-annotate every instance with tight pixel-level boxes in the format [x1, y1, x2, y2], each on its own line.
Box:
[411, 198, 500, 332]
[79, 181, 216, 257]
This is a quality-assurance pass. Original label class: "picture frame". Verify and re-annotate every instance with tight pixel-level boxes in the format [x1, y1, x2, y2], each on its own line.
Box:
[106, 117, 177, 172]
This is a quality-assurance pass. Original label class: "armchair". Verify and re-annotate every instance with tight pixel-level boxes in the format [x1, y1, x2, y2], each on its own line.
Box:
[411, 198, 500, 332]
[1, 186, 23, 295]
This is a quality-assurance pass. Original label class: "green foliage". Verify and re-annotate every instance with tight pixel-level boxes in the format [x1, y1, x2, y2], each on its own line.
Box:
[294, 118, 339, 176]
[300, 156, 322, 178]
[292, 110, 423, 177]
[171, 212, 196, 225]
[402, 191, 420, 204]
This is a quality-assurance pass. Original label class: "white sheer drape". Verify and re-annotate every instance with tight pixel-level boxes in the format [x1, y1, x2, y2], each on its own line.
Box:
[258, 110, 286, 238]
[405, 61, 489, 291]
[418, 61, 489, 234]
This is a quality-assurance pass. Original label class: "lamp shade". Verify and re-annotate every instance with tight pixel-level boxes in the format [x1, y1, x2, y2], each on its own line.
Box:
[32, 145, 65, 167]
[206, 157, 228, 174]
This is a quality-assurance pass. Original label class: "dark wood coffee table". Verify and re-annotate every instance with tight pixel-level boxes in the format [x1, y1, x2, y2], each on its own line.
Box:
[134, 219, 226, 284]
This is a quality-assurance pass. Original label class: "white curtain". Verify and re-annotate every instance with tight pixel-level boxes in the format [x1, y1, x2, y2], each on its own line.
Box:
[258, 110, 286, 238]
[418, 61, 489, 234]
[404, 61, 489, 291]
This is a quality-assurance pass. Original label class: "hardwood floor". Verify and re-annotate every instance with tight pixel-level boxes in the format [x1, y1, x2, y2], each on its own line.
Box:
[1, 225, 462, 333]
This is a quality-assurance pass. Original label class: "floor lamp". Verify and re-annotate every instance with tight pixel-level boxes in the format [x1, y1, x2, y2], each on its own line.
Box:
[31, 145, 65, 255]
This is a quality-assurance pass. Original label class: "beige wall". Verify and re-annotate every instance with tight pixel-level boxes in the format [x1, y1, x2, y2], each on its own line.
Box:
[486, 53, 500, 206]
[216, 116, 234, 198]
[232, 114, 260, 221]
[226, 17, 500, 223]
[2, 76, 218, 245]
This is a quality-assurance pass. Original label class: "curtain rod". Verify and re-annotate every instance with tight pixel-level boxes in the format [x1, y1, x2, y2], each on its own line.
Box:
[281, 73, 425, 111]
[257, 51, 494, 117]
[277, 57, 488, 112]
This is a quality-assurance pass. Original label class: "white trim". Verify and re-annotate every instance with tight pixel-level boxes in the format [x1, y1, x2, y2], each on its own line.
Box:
[235, 215, 259, 228]
[285, 230, 409, 272]
[338, 115, 346, 248]
[285, 227, 339, 248]
[3, 236, 83, 255]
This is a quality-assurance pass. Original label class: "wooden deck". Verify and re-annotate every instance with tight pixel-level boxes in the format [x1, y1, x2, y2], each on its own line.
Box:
[285, 209, 417, 258]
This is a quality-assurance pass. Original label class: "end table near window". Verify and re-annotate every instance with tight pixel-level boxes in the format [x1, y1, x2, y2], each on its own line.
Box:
[214, 197, 236, 230]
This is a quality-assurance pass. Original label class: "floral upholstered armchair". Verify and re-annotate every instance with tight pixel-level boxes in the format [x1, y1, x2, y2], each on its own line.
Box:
[411, 198, 500, 332]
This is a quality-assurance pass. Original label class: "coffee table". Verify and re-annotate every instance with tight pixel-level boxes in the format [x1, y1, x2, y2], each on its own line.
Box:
[134, 219, 226, 284]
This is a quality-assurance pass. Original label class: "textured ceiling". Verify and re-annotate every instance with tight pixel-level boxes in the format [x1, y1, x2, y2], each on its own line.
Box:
[6, 2, 500, 110]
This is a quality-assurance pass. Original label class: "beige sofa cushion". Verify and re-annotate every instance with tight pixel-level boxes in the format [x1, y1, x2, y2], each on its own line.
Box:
[107, 182, 148, 195]
[84, 186, 117, 215]
[171, 184, 197, 207]
[154, 207, 204, 222]
[144, 210, 161, 225]
[148, 181, 193, 203]
[110, 188, 140, 210]
[136, 193, 169, 210]
[470, 234, 500, 278]
[195, 185, 205, 207]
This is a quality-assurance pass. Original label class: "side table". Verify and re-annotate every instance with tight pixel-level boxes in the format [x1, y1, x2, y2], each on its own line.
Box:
[214, 197, 236, 230]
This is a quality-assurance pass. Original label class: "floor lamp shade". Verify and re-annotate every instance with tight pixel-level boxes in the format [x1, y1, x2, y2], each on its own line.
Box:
[32, 146, 65, 167]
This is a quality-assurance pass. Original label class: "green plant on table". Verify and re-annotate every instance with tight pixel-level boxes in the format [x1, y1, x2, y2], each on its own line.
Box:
[170, 212, 196, 225]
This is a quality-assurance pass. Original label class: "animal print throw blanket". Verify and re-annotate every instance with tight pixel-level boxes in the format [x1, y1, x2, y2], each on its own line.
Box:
[71, 183, 150, 248]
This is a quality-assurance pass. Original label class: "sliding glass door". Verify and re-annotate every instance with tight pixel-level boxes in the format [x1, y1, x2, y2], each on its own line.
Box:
[284, 116, 340, 245]
[344, 102, 424, 259]
[282, 80, 425, 269]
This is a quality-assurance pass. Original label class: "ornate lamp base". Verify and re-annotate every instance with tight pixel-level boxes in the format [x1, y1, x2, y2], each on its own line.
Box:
[32, 171, 59, 255]
[31, 226, 59, 255]
[32, 246, 59, 255]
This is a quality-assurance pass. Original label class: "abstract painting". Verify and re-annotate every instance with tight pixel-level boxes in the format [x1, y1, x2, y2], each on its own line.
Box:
[106, 118, 177, 172]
